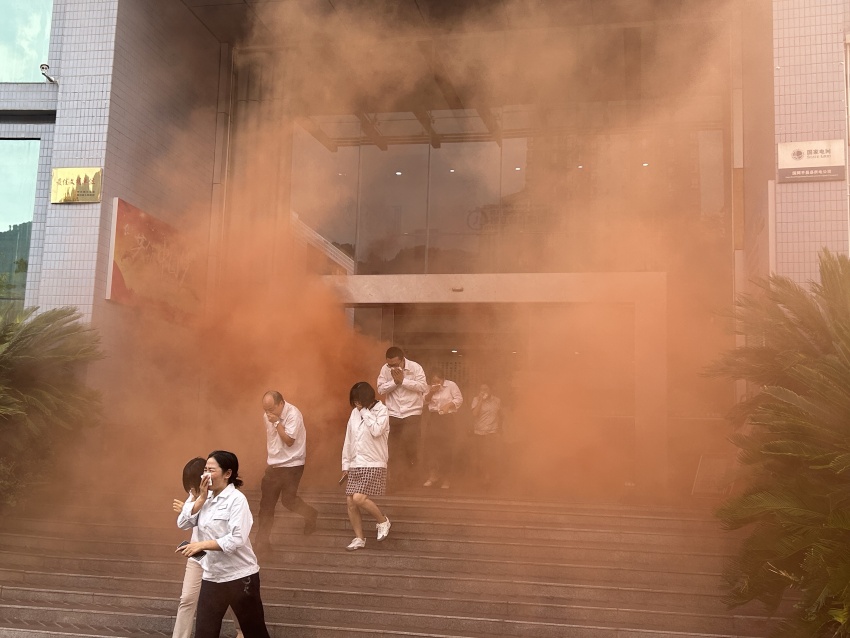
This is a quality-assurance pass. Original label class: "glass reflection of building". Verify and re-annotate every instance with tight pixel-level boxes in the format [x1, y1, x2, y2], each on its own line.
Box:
[288, 119, 727, 276]
[0, 0, 52, 307]
[0, 140, 40, 307]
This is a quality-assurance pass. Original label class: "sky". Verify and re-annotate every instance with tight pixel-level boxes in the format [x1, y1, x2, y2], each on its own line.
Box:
[0, 0, 52, 82]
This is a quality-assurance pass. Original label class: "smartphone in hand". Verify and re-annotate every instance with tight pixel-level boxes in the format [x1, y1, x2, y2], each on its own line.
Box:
[177, 539, 206, 560]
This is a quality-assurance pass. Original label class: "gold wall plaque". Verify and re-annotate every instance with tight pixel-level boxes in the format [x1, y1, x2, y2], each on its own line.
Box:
[51, 167, 103, 203]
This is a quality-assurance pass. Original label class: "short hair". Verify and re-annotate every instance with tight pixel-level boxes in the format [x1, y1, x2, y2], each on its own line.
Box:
[385, 346, 405, 360]
[429, 368, 445, 381]
[207, 450, 243, 488]
[349, 381, 377, 408]
[263, 390, 284, 405]
[182, 457, 206, 493]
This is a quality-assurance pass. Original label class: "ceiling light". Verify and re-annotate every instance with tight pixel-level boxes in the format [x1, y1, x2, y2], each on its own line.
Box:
[642, 163, 649, 167]
[515, 167, 521, 171]
[577, 165, 583, 169]
[449, 169, 455, 173]
[395, 171, 402, 175]
[451, 349, 458, 353]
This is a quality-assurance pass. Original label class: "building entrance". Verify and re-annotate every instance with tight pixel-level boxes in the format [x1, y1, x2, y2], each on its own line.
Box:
[354, 302, 640, 500]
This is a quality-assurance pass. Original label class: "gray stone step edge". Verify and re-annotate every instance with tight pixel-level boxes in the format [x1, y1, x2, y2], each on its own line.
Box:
[0, 582, 775, 628]
[0, 599, 771, 638]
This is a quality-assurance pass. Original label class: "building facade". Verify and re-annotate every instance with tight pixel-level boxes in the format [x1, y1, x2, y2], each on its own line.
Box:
[1, 0, 841, 499]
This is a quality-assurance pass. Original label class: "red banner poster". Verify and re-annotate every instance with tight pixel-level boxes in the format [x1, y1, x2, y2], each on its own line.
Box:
[106, 198, 202, 320]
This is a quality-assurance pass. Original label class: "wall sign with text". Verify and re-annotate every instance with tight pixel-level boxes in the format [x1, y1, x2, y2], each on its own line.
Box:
[50, 167, 103, 203]
[777, 140, 846, 183]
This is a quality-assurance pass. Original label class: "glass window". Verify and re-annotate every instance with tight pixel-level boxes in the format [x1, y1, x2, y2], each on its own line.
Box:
[356, 141, 429, 274]
[498, 136, 547, 272]
[0, 140, 39, 304]
[0, 1, 53, 83]
[290, 121, 359, 273]
[427, 141, 501, 273]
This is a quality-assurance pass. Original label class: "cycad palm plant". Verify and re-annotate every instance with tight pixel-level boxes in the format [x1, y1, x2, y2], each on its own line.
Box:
[711, 250, 850, 637]
[0, 304, 102, 506]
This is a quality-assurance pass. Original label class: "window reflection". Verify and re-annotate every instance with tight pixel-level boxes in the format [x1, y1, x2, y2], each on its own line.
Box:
[288, 107, 727, 276]
[357, 143, 428, 274]
[291, 122, 358, 273]
[0, 140, 39, 304]
[427, 141, 500, 273]
[0, 1, 53, 82]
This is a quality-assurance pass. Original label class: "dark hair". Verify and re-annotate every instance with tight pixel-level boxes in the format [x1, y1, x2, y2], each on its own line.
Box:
[207, 450, 243, 487]
[385, 346, 404, 360]
[263, 390, 284, 405]
[429, 368, 445, 382]
[349, 381, 377, 408]
[182, 457, 206, 493]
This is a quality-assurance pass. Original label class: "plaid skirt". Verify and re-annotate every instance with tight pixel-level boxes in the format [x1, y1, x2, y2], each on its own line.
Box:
[345, 467, 387, 496]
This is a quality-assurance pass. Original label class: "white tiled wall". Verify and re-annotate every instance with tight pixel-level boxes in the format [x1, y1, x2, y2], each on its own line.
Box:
[36, 0, 119, 320]
[3, 0, 220, 322]
[773, 0, 849, 283]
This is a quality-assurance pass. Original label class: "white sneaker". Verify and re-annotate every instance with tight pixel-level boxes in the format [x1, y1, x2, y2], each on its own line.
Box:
[346, 537, 365, 551]
[376, 518, 391, 541]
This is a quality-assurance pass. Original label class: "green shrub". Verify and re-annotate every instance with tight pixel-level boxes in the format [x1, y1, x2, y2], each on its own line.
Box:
[712, 250, 850, 637]
[0, 304, 102, 508]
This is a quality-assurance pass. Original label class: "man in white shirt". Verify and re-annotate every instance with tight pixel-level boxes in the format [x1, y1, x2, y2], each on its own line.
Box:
[423, 370, 464, 489]
[255, 390, 319, 554]
[377, 346, 428, 490]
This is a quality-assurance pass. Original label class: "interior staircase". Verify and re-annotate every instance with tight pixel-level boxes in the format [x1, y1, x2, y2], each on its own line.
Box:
[0, 489, 778, 637]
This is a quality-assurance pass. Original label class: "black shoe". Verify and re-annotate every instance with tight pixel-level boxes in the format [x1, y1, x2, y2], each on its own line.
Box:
[303, 512, 318, 536]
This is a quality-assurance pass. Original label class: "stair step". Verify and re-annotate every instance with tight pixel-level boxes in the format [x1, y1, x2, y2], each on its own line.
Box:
[0, 598, 769, 638]
[0, 541, 724, 593]
[0, 520, 735, 568]
[0, 584, 774, 635]
[0, 565, 736, 614]
[0, 491, 772, 637]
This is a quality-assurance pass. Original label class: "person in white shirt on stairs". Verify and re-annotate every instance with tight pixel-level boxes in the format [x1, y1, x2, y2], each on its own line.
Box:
[377, 346, 428, 490]
[176, 450, 270, 638]
[255, 390, 319, 555]
[171, 457, 244, 638]
[422, 369, 464, 490]
[341, 381, 392, 551]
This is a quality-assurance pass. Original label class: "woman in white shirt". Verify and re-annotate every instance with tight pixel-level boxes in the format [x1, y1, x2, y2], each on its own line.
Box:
[341, 381, 391, 551]
[172, 457, 243, 638]
[176, 450, 270, 638]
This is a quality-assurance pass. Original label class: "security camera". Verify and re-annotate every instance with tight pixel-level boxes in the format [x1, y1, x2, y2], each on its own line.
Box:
[39, 63, 57, 84]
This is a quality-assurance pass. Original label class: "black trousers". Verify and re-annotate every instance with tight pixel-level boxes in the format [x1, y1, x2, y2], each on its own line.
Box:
[195, 572, 270, 638]
[425, 412, 457, 478]
[388, 414, 422, 489]
[256, 464, 317, 543]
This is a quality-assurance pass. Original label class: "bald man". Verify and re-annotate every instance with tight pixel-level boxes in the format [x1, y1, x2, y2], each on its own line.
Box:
[255, 390, 319, 554]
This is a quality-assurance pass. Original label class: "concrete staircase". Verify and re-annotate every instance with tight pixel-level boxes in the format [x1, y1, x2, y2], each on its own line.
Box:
[0, 490, 778, 637]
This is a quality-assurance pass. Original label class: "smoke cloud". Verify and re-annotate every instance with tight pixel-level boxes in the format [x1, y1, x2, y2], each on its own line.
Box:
[58, 0, 740, 515]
